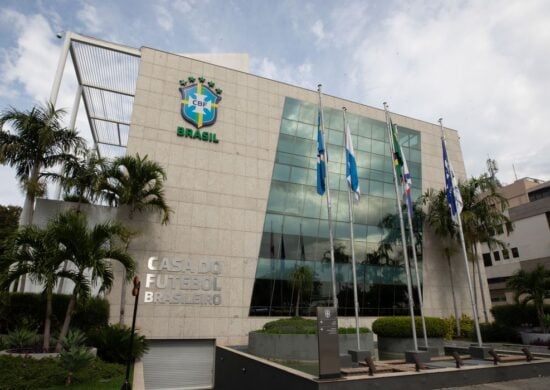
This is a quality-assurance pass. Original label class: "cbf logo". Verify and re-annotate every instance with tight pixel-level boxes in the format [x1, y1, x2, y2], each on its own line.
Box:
[179, 76, 222, 129]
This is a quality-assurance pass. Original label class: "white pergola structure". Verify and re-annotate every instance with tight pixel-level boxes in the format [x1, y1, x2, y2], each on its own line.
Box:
[50, 32, 141, 159]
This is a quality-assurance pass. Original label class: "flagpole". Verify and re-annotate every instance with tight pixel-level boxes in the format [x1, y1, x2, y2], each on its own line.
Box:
[394, 124, 429, 348]
[343, 107, 361, 350]
[318, 84, 338, 309]
[384, 102, 418, 352]
[439, 118, 483, 347]
[268, 221, 275, 316]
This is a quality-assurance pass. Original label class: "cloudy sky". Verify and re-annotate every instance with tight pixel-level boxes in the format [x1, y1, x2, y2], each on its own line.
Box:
[1, 0, 549, 206]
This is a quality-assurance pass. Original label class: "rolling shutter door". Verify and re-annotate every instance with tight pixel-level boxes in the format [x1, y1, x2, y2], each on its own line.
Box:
[143, 339, 215, 390]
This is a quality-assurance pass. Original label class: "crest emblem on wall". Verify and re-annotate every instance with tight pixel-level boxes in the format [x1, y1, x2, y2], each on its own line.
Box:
[179, 77, 222, 129]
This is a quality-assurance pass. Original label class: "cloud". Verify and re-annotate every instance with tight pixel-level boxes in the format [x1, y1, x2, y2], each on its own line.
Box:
[77, 2, 102, 34]
[251, 57, 315, 89]
[332, 0, 550, 184]
[154, 2, 174, 32]
[311, 20, 325, 42]
[0, 9, 65, 104]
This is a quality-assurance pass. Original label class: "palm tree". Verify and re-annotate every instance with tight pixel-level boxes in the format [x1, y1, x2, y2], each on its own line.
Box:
[0, 103, 85, 290]
[101, 153, 171, 223]
[51, 150, 108, 211]
[0, 225, 72, 351]
[100, 153, 172, 324]
[43, 150, 111, 294]
[47, 210, 135, 352]
[422, 188, 461, 335]
[290, 265, 314, 317]
[460, 174, 510, 322]
[507, 264, 550, 333]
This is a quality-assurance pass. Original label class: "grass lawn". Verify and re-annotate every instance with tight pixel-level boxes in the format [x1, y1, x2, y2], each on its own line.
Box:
[0, 355, 126, 389]
[47, 373, 127, 389]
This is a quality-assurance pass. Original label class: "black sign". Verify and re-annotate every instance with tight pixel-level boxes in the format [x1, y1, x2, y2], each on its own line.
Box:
[316, 307, 340, 379]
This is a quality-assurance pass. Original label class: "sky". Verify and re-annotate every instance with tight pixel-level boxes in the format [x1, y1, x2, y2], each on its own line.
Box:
[1, 0, 549, 206]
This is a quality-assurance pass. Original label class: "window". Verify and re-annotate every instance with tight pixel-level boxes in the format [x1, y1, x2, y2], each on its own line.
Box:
[511, 247, 520, 258]
[502, 248, 510, 260]
[482, 253, 492, 267]
[493, 251, 501, 261]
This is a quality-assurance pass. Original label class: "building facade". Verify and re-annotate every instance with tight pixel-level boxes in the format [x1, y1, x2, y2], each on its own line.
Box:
[29, 34, 491, 389]
[482, 178, 550, 304]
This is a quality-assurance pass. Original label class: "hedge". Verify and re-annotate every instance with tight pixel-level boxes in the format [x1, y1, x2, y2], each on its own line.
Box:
[0, 293, 109, 334]
[257, 317, 370, 335]
[491, 304, 550, 328]
[479, 322, 521, 343]
[372, 316, 446, 338]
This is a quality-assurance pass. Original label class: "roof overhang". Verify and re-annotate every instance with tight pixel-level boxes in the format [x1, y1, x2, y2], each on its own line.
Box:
[64, 33, 141, 158]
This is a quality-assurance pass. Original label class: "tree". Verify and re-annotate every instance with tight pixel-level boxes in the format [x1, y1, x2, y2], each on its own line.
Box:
[507, 264, 550, 333]
[0, 103, 85, 290]
[290, 265, 314, 317]
[460, 174, 510, 322]
[49, 150, 108, 211]
[100, 153, 171, 223]
[48, 210, 135, 352]
[0, 205, 22, 284]
[0, 225, 70, 351]
[100, 153, 172, 324]
[422, 188, 461, 335]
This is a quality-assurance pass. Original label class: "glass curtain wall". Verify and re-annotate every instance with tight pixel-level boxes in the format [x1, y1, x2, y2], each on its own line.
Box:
[249, 97, 423, 317]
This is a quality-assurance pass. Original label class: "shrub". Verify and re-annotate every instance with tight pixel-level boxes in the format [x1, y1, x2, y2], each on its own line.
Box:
[338, 327, 371, 334]
[261, 317, 316, 334]
[257, 317, 370, 335]
[479, 322, 521, 343]
[61, 329, 87, 351]
[442, 317, 456, 340]
[459, 314, 474, 339]
[5, 328, 38, 350]
[59, 346, 94, 385]
[491, 304, 550, 328]
[87, 324, 148, 364]
[372, 316, 446, 338]
[0, 293, 109, 334]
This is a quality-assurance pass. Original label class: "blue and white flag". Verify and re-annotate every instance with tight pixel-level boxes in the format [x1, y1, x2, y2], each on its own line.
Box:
[317, 110, 327, 195]
[344, 120, 360, 201]
[442, 138, 463, 222]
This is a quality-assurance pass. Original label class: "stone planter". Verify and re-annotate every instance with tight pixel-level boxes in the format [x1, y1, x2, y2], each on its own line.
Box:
[377, 337, 444, 356]
[0, 347, 97, 359]
[248, 332, 374, 361]
[520, 331, 550, 346]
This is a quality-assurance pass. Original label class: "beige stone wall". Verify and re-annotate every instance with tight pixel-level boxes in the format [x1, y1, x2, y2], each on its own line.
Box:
[116, 47, 484, 344]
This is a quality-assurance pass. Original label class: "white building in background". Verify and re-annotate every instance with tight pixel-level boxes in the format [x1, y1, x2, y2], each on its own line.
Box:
[481, 178, 550, 304]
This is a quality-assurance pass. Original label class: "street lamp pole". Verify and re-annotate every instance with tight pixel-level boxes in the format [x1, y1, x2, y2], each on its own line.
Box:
[121, 276, 141, 390]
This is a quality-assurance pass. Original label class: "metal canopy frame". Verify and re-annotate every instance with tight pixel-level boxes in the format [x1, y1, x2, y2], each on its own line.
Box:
[50, 32, 141, 159]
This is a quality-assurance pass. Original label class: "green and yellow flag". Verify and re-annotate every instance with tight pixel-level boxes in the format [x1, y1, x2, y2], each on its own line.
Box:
[391, 121, 403, 179]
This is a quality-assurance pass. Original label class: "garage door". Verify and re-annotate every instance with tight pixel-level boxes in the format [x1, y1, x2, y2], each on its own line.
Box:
[142, 339, 215, 390]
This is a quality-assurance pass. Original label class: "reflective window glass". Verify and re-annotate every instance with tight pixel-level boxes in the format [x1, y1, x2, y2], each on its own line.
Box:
[299, 103, 316, 124]
[272, 163, 290, 182]
[280, 118, 296, 135]
[296, 122, 314, 140]
[282, 98, 300, 120]
[372, 122, 386, 141]
[372, 140, 385, 155]
[289, 166, 308, 184]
